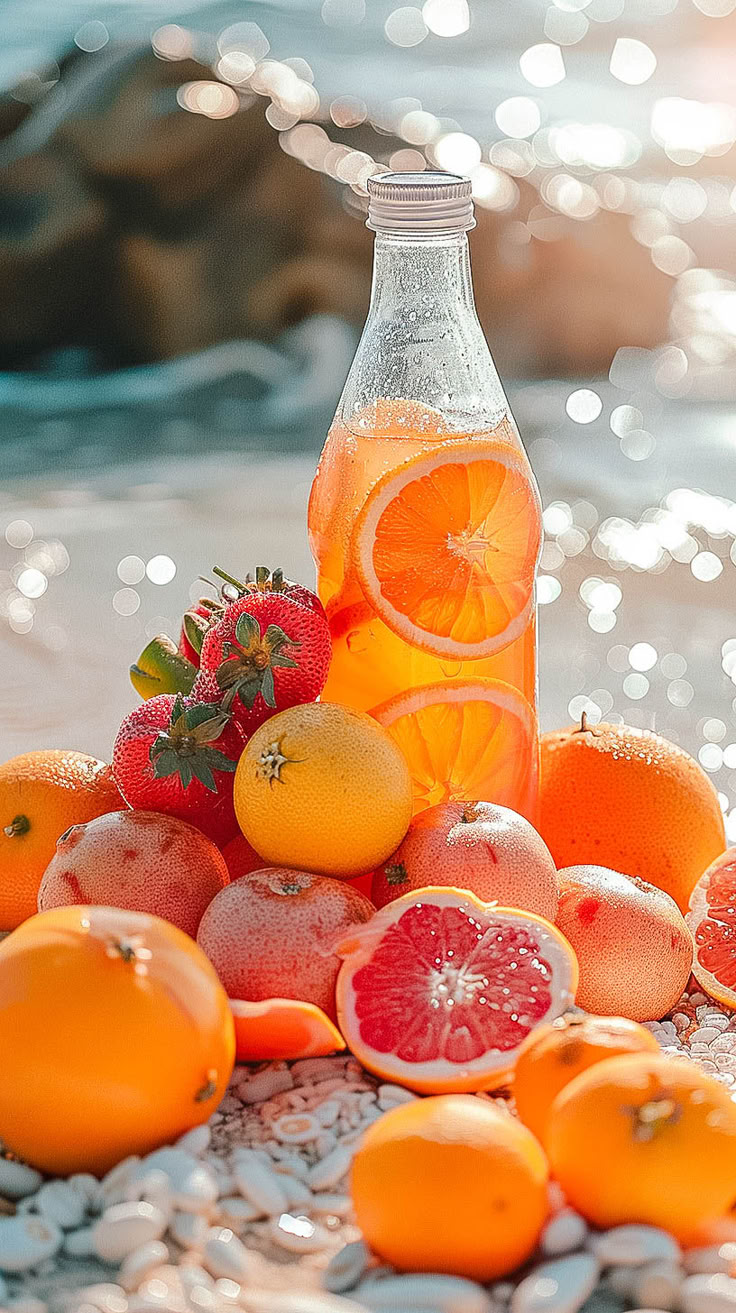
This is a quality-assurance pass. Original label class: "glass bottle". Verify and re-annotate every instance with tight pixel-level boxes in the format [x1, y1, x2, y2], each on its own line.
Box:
[308, 172, 542, 821]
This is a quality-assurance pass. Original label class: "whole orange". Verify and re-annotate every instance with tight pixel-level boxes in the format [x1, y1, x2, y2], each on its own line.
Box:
[351, 1094, 549, 1281]
[540, 718, 725, 911]
[514, 1012, 660, 1145]
[234, 702, 412, 877]
[0, 905, 235, 1175]
[547, 1052, 736, 1239]
[0, 750, 123, 930]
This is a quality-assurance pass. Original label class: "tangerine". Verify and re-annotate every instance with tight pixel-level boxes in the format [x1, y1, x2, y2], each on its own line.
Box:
[351, 1094, 549, 1281]
[0, 905, 234, 1175]
[539, 718, 725, 911]
[0, 750, 123, 930]
[547, 1052, 736, 1239]
[513, 1012, 660, 1146]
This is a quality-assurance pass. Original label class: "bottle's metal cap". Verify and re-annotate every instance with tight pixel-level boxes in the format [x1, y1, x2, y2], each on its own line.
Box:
[366, 171, 475, 233]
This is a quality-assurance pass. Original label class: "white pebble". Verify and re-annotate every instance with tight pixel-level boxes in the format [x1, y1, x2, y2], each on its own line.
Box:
[316, 1132, 339, 1157]
[307, 1145, 353, 1192]
[119, 1240, 170, 1291]
[273, 1113, 321, 1145]
[64, 1226, 96, 1258]
[681, 1273, 736, 1313]
[168, 1209, 210, 1248]
[218, 1195, 264, 1223]
[541, 1210, 588, 1257]
[309, 1192, 352, 1218]
[93, 1201, 167, 1264]
[0, 1274, 8, 1304]
[316, 1101, 341, 1128]
[593, 1224, 681, 1267]
[686, 1246, 736, 1276]
[136, 1148, 217, 1213]
[271, 1212, 331, 1255]
[673, 1013, 690, 1031]
[0, 1215, 62, 1272]
[176, 1125, 211, 1156]
[7, 1299, 48, 1313]
[712, 1037, 736, 1052]
[511, 1255, 599, 1313]
[325, 1240, 369, 1293]
[179, 1263, 216, 1295]
[68, 1175, 100, 1209]
[240, 1294, 371, 1313]
[36, 1180, 86, 1231]
[233, 1152, 289, 1216]
[607, 1267, 639, 1300]
[238, 1069, 294, 1105]
[203, 1226, 253, 1281]
[376, 1084, 417, 1108]
[634, 1261, 683, 1310]
[280, 1176, 314, 1211]
[355, 1272, 493, 1311]
[0, 1161, 43, 1202]
[692, 1028, 721, 1045]
[74, 1282, 128, 1312]
[98, 1156, 141, 1208]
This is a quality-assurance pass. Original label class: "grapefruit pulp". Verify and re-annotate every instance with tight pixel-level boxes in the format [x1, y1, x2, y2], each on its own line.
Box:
[336, 887, 578, 1093]
[687, 847, 736, 1007]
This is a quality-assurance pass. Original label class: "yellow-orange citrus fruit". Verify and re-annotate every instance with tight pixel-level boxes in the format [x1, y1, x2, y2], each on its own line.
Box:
[513, 1012, 660, 1146]
[351, 1094, 549, 1281]
[0, 905, 234, 1175]
[233, 702, 412, 877]
[0, 750, 123, 930]
[547, 1053, 736, 1239]
[230, 998, 345, 1061]
[687, 847, 736, 1007]
[540, 719, 725, 911]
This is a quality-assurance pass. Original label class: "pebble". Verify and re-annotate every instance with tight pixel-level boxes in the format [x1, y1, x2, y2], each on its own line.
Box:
[69, 1175, 101, 1209]
[36, 1180, 87, 1231]
[633, 1261, 683, 1310]
[316, 1101, 341, 1128]
[203, 1226, 253, 1281]
[176, 1126, 212, 1156]
[685, 1246, 736, 1276]
[93, 1201, 167, 1264]
[168, 1209, 210, 1249]
[376, 1085, 417, 1109]
[273, 1114, 322, 1145]
[681, 1273, 736, 1313]
[7, 1299, 48, 1313]
[280, 1176, 314, 1211]
[240, 1294, 372, 1313]
[324, 1240, 370, 1294]
[691, 1028, 720, 1045]
[309, 1192, 352, 1218]
[0, 1273, 7, 1303]
[233, 1152, 289, 1217]
[238, 1069, 295, 1105]
[271, 1212, 332, 1254]
[307, 1146, 353, 1192]
[541, 1210, 588, 1257]
[98, 1157, 141, 1208]
[592, 1224, 681, 1267]
[64, 1226, 97, 1258]
[354, 1272, 493, 1311]
[218, 1195, 264, 1223]
[119, 1240, 170, 1291]
[511, 1254, 599, 1313]
[177, 1262, 216, 1296]
[0, 1162, 43, 1202]
[136, 1149, 217, 1213]
[0, 1215, 62, 1272]
[75, 1282, 128, 1312]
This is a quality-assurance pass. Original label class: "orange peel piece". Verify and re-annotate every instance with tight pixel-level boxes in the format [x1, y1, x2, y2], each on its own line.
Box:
[230, 997, 345, 1061]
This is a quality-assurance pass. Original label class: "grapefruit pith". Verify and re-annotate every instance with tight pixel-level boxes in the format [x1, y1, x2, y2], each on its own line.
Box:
[336, 887, 578, 1093]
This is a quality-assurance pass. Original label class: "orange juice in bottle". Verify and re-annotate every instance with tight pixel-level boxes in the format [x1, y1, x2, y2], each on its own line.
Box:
[308, 172, 542, 820]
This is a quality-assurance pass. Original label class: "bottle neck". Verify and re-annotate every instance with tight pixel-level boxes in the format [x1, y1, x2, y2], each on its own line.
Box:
[367, 229, 478, 325]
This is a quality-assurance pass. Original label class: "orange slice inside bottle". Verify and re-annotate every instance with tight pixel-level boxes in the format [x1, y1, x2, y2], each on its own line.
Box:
[353, 439, 541, 661]
[371, 677, 537, 814]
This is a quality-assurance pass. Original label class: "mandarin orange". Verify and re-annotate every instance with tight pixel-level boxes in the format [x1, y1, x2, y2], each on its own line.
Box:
[513, 1012, 660, 1146]
[0, 750, 123, 930]
[0, 905, 234, 1174]
[351, 1094, 549, 1281]
[539, 718, 725, 911]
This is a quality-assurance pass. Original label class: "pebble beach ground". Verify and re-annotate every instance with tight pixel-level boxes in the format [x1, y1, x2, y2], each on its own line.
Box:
[3, 985, 736, 1313]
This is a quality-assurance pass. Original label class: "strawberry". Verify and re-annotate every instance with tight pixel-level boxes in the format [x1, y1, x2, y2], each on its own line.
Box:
[195, 590, 331, 736]
[179, 600, 223, 668]
[112, 694, 245, 845]
[178, 568, 325, 669]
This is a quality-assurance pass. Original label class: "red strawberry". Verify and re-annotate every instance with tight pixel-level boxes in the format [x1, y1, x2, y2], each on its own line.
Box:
[196, 590, 331, 736]
[112, 693, 245, 845]
[179, 600, 222, 668]
[214, 565, 327, 622]
[178, 568, 325, 668]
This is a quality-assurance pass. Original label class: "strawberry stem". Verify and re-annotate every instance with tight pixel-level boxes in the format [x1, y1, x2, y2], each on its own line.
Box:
[213, 566, 247, 594]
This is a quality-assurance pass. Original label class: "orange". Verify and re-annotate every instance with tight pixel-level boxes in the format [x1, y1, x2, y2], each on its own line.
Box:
[37, 810, 229, 938]
[539, 718, 726, 911]
[0, 905, 234, 1175]
[547, 1052, 736, 1239]
[220, 831, 264, 882]
[230, 998, 345, 1061]
[353, 439, 541, 661]
[351, 1094, 549, 1281]
[233, 702, 413, 877]
[513, 1012, 660, 1146]
[371, 678, 537, 816]
[0, 750, 123, 930]
[686, 846, 736, 1006]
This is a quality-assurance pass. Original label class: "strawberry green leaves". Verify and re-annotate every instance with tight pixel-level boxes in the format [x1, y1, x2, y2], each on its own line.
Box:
[149, 696, 238, 793]
[216, 610, 300, 712]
